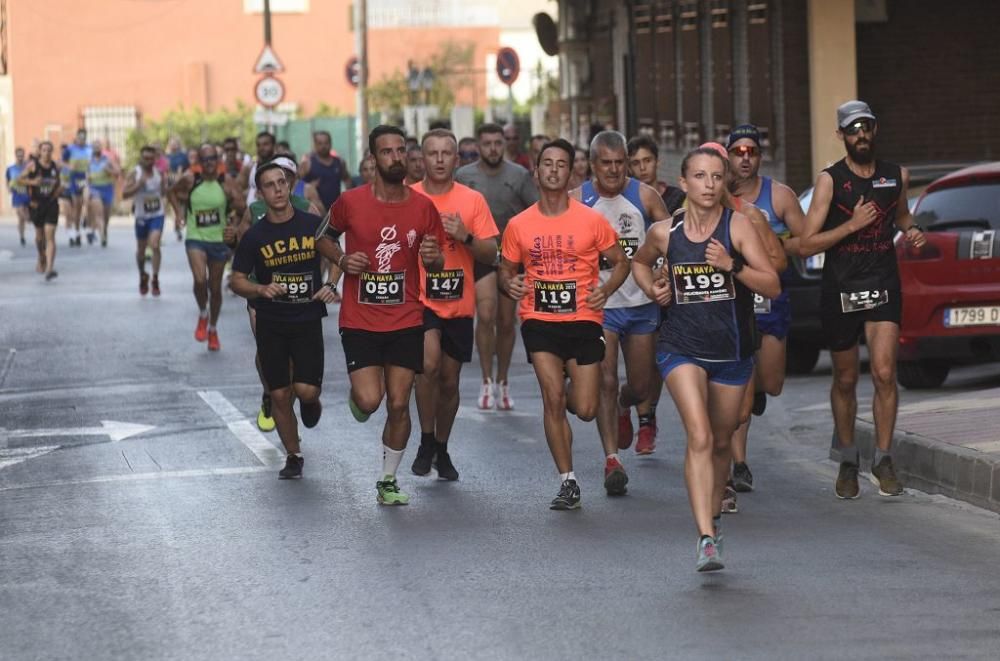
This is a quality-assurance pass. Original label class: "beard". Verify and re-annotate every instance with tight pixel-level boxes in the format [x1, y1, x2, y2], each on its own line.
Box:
[481, 151, 503, 168]
[377, 162, 407, 184]
[845, 136, 875, 165]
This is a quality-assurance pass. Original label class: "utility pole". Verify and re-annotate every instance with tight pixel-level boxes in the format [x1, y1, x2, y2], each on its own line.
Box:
[355, 0, 369, 164]
[263, 0, 272, 45]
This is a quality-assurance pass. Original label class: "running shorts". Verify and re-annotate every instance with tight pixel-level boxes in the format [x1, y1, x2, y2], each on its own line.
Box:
[423, 309, 474, 363]
[185, 239, 231, 263]
[255, 317, 325, 390]
[656, 352, 754, 386]
[602, 302, 660, 336]
[90, 183, 114, 208]
[821, 288, 902, 352]
[135, 215, 165, 240]
[521, 319, 605, 366]
[339, 325, 424, 373]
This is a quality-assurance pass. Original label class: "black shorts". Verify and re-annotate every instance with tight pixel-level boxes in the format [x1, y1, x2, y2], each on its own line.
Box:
[424, 309, 474, 363]
[340, 325, 424, 373]
[30, 203, 59, 226]
[255, 317, 325, 390]
[521, 319, 606, 366]
[821, 289, 902, 352]
[473, 261, 497, 282]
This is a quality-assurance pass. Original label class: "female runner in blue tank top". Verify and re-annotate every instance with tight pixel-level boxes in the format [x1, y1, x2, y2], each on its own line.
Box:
[632, 146, 779, 572]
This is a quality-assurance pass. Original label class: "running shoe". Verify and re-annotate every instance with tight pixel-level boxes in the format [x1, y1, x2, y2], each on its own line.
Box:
[376, 476, 410, 506]
[835, 461, 860, 499]
[434, 449, 459, 481]
[635, 420, 657, 455]
[348, 396, 370, 423]
[617, 408, 634, 450]
[44, 271, 58, 281]
[300, 399, 322, 429]
[732, 462, 754, 492]
[696, 536, 724, 572]
[721, 483, 739, 513]
[20, 236, 25, 246]
[550, 479, 581, 510]
[604, 456, 628, 496]
[497, 381, 514, 410]
[207, 330, 220, 352]
[279, 454, 303, 480]
[87, 231, 96, 245]
[257, 394, 276, 432]
[870, 456, 904, 496]
[139, 272, 149, 296]
[194, 316, 208, 342]
[752, 391, 767, 416]
[478, 379, 495, 410]
[411, 441, 435, 476]
[151, 276, 161, 297]
[714, 520, 724, 557]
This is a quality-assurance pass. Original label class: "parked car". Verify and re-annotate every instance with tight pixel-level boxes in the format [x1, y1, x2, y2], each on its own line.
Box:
[896, 162, 1000, 388]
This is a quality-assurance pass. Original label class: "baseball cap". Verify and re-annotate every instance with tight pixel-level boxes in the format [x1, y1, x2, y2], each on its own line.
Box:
[725, 124, 761, 150]
[837, 100, 876, 128]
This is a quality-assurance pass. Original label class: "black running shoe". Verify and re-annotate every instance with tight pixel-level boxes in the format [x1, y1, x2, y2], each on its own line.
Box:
[300, 399, 322, 428]
[732, 462, 754, 492]
[411, 441, 435, 476]
[752, 391, 767, 416]
[434, 448, 459, 481]
[550, 479, 581, 510]
[279, 454, 303, 479]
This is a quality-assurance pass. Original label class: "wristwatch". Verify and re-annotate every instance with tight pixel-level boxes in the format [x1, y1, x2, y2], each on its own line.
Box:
[729, 255, 745, 275]
[463, 233, 474, 245]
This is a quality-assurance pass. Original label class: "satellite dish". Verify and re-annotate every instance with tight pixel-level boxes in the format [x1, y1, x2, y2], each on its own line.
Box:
[533, 13, 559, 57]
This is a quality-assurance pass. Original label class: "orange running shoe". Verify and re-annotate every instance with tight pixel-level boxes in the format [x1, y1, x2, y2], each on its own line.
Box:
[617, 408, 634, 449]
[207, 329, 220, 352]
[194, 316, 208, 342]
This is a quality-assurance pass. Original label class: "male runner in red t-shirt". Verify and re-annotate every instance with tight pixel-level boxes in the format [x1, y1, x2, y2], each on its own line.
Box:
[326, 125, 446, 506]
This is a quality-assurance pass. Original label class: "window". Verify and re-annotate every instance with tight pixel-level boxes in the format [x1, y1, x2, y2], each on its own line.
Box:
[916, 183, 1000, 231]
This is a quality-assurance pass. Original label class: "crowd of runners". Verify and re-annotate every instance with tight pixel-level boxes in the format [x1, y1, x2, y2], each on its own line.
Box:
[8, 100, 925, 572]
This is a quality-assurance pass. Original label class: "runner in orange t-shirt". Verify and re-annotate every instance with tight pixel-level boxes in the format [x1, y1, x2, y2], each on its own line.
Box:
[499, 139, 630, 510]
[410, 129, 500, 481]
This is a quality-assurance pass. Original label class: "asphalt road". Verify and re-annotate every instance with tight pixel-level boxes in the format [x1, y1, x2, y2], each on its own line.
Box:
[2, 223, 999, 660]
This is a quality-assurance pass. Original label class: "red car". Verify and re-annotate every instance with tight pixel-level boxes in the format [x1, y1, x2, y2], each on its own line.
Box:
[896, 162, 1000, 388]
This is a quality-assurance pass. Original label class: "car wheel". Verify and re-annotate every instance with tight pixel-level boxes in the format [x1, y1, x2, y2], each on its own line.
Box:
[897, 359, 950, 389]
[786, 340, 821, 375]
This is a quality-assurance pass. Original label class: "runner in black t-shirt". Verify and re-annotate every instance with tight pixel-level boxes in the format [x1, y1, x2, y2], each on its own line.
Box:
[19, 141, 62, 280]
[230, 162, 339, 480]
[800, 101, 926, 500]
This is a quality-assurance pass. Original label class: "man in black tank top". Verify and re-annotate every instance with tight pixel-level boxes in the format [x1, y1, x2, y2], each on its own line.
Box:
[20, 141, 62, 280]
[800, 100, 926, 500]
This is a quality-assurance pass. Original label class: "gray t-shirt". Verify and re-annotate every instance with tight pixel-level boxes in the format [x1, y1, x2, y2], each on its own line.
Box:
[455, 161, 538, 233]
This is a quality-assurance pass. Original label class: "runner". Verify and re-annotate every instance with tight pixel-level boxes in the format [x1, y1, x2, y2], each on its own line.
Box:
[86, 141, 120, 247]
[725, 124, 806, 493]
[569, 147, 589, 190]
[57, 152, 75, 246]
[528, 134, 549, 174]
[230, 161, 339, 479]
[404, 143, 425, 185]
[410, 129, 500, 480]
[455, 123, 539, 410]
[632, 145, 779, 571]
[6, 146, 30, 246]
[237, 131, 277, 208]
[19, 141, 62, 280]
[500, 138, 629, 509]
[800, 100, 925, 499]
[65, 130, 91, 246]
[502, 123, 532, 170]
[457, 137, 479, 168]
[168, 143, 245, 352]
[299, 130, 352, 211]
[325, 125, 445, 505]
[571, 131, 669, 495]
[122, 145, 168, 296]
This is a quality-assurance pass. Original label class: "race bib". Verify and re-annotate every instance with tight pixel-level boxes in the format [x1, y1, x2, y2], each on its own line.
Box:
[753, 293, 771, 315]
[143, 197, 161, 213]
[359, 271, 405, 305]
[425, 269, 464, 301]
[671, 263, 735, 304]
[195, 209, 221, 227]
[534, 279, 577, 314]
[39, 182, 56, 196]
[840, 289, 888, 313]
[599, 237, 640, 270]
[272, 271, 314, 303]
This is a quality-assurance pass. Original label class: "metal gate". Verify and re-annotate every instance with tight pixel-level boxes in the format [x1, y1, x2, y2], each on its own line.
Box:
[82, 106, 138, 162]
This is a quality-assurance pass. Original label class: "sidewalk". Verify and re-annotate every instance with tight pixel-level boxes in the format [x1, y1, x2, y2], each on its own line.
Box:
[831, 387, 1000, 513]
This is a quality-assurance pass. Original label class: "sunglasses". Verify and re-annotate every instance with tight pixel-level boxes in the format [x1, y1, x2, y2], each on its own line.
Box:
[842, 119, 874, 136]
[729, 145, 759, 158]
[459, 151, 479, 159]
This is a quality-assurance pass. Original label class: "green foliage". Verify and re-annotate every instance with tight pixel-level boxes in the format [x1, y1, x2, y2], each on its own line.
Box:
[312, 101, 345, 118]
[124, 102, 256, 168]
[367, 40, 476, 118]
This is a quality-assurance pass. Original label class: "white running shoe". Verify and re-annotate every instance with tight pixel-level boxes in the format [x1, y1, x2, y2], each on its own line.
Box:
[497, 381, 514, 411]
[478, 379, 495, 410]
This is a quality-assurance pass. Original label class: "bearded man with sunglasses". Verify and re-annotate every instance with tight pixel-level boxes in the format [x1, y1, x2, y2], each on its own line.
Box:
[800, 101, 926, 501]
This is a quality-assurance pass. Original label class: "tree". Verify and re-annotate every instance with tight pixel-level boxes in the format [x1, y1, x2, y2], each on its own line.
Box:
[367, 40, 477, 118]
[125, 102, 256, 167]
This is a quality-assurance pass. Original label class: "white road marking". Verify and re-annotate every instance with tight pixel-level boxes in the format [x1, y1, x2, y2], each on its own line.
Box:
[4, 420, 155, 442]
[0, 445, 60, 470]
[0, 465, 270, 492]
[197, 390, 283, 466]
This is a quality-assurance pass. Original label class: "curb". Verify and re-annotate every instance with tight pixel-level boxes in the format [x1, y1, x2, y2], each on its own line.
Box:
[829, 419, 1000, 514]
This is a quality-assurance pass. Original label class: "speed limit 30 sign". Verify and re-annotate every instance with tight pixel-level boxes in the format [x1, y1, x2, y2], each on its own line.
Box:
[255, 75, 285, 108]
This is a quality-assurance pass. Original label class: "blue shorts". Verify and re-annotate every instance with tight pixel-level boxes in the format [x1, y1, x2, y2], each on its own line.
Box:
[656, 352, 754, 386]
[11, 193, 30, 208]
[135, 215, 165, 240]
[68, 173, 87, 197]
[185, 239, 231, 263]
[602, 302, 660, 336]
[755, 290, 791, 340]
[90, 184, 114, 207]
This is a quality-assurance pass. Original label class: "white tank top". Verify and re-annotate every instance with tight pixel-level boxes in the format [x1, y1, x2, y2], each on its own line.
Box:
[587, 184, 652, 309]
[133, 167, 164, 220]
[245, 161, 258, 206]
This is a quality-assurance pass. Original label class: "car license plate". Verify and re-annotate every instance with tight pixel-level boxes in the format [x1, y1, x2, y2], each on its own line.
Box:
[943, 306, 1000, 328]
[806, 254, 825, 270]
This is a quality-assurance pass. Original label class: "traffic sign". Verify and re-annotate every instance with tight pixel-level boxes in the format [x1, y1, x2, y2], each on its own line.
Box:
[253, 44, 285, 74]
[496, 47, 520, 86]
[254, 76, 285, 108]
[346, 56, 360, 88]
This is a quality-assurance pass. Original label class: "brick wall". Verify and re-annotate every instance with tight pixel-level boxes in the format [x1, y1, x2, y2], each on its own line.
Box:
[857, 0, 1000, 165]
